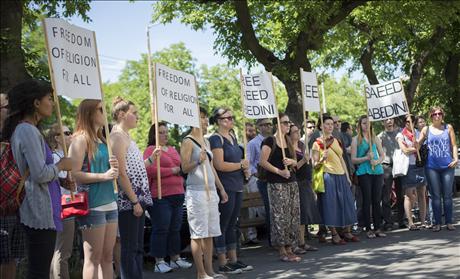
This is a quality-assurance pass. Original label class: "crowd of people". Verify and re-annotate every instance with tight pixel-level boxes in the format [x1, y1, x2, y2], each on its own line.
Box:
[0, 79, 458, 279]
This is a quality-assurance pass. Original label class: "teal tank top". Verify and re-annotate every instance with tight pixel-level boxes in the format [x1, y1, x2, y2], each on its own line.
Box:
[356, 138, 384, 175]
[82, 143, 117, 208]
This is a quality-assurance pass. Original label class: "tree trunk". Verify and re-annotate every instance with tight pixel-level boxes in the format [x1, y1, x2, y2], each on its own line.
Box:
[1, 0, 30, 93]
[281, 78, 303, 127]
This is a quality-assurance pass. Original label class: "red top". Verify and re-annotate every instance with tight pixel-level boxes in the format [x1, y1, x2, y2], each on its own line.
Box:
[143, 145, 184, 199]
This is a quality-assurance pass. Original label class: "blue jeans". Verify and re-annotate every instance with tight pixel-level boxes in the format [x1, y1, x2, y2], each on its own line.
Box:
[426, 168, 455, 225]
[147, 195, 184, 258]
[118, 210, 145, 279]
[257, 180, 271, 245]
[214, 191, 242, 255]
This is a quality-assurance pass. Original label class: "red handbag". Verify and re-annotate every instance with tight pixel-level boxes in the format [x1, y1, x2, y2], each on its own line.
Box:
[61, 192, 89, 219]
[60, 158, 91, 219]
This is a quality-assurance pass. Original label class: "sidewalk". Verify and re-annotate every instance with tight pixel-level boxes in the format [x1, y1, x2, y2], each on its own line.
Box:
[144, 198, 460, 279]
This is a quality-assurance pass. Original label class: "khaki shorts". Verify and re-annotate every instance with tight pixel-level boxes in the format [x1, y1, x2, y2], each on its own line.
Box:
[185, 189, 221, 239]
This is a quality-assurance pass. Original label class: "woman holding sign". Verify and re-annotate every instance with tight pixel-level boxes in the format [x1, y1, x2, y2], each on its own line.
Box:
[259, 113, 300, 262]
[209, 108, 252, 274]
[181, 107, 229, 279]
[417, 106, 458, 232]
[144, 123, 192, 273]
[3, 80, 74, 278]
[110, 97, 155, 279]
[69, 99, 119, 279]
[351, 115, 386, 239]
[312, 116, 357, 245]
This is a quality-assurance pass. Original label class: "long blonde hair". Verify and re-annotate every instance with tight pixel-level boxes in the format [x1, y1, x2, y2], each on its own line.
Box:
[74, 99, 106, 160]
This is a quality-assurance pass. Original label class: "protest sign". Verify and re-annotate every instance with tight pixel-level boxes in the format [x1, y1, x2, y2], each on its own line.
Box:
[365, 78, 408, 121]
[43, 18, 102, 100]
[240, 72, 278, 119]
[155, 63, 199, 128]
[300, 70, 321, 112]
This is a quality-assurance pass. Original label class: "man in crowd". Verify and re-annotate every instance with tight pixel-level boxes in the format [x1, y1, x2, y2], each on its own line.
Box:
[246, 118, 273, 245]
[245, 122, 257, 142]
[378, 118, 403, 230]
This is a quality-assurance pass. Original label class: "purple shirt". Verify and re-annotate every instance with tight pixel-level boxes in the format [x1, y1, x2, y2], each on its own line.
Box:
[45, 144, 63, 232]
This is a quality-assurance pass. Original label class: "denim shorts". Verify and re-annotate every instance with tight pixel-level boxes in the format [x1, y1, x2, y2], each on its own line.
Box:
[77, 209, 118, 230]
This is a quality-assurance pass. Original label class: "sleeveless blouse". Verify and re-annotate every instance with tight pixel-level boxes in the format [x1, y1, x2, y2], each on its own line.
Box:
[185, 138, 216, 192]
[427, 125, 452, 170]
[118, 140, 153, 211]
[355, 138, 384, 175]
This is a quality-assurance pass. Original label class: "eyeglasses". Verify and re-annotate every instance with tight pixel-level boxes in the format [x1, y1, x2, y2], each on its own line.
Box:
[307, 126, 315, 129]
[63, 131, 73, 136]
[431, 112, 443, 117]
[219, 116, 234, 121]
[0, 104, 8, 109]
[259, 123, 273, 127]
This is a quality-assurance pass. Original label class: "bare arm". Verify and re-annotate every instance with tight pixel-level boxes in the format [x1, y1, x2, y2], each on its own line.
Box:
[211, 148, 241, 172]
[351, 137, 370, 164]
[374, 137, 385, 164]
[448, 125, 458, 167]
[397, 137, 416, 155]
[416, 126, 428, 145]
[180, 139, 200, 174]
[259, 145, 279, 175]
[69, 135, 112, 184]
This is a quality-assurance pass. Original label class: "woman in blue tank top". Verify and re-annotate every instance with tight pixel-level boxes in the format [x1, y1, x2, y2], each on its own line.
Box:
[69, 99, 119, 279]
[417, 106, 458, 232]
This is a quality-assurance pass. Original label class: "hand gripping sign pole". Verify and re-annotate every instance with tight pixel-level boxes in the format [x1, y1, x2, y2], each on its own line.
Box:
[269, 73, 287, 166]
[194, 77, 210, 200]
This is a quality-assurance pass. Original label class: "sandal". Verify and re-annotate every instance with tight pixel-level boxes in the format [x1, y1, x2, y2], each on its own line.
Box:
[302, 244, 319, 251]
[280, 254, 290, 262]
[446, 224, 456, 231]
[286, 253, 301, 262]
[343, 233, 360, 242]
[331, 234, 346, 245]
[408, 225, 420, 231]
[366, 231, 376, 239]
[432, 225, 441, 232]
[293, 246, 307, 255]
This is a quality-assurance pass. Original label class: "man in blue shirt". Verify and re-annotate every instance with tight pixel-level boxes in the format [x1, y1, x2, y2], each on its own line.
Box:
[245, 118, 273, 245]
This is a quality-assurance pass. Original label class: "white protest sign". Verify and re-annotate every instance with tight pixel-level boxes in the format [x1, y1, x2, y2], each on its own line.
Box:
[155, 63, 199, 128]
[43, 18, 102, 99]
[300, 70, 321, 112]
[366, 78, 408, 121]
[241, 72, 278, 119]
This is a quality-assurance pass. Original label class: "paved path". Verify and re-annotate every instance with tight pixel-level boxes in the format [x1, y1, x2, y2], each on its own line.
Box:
[145, 198, 460, 279]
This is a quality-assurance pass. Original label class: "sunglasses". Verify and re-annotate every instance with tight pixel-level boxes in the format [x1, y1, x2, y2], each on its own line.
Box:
[280, 121, 291, 126]
[307, 126, 315, 129]
[219, 116, 234, 121]
[431, 112, 443, 117]
[63, 131, 73, 136]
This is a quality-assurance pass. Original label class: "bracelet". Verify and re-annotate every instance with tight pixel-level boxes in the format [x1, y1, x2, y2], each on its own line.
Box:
[148, 157, 153, 164]
[240, 162, 244, 169]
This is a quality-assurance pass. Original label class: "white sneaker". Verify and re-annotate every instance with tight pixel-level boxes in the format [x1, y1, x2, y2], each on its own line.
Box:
[154, 261, 173, 273]
[170, 257, 193, 269]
